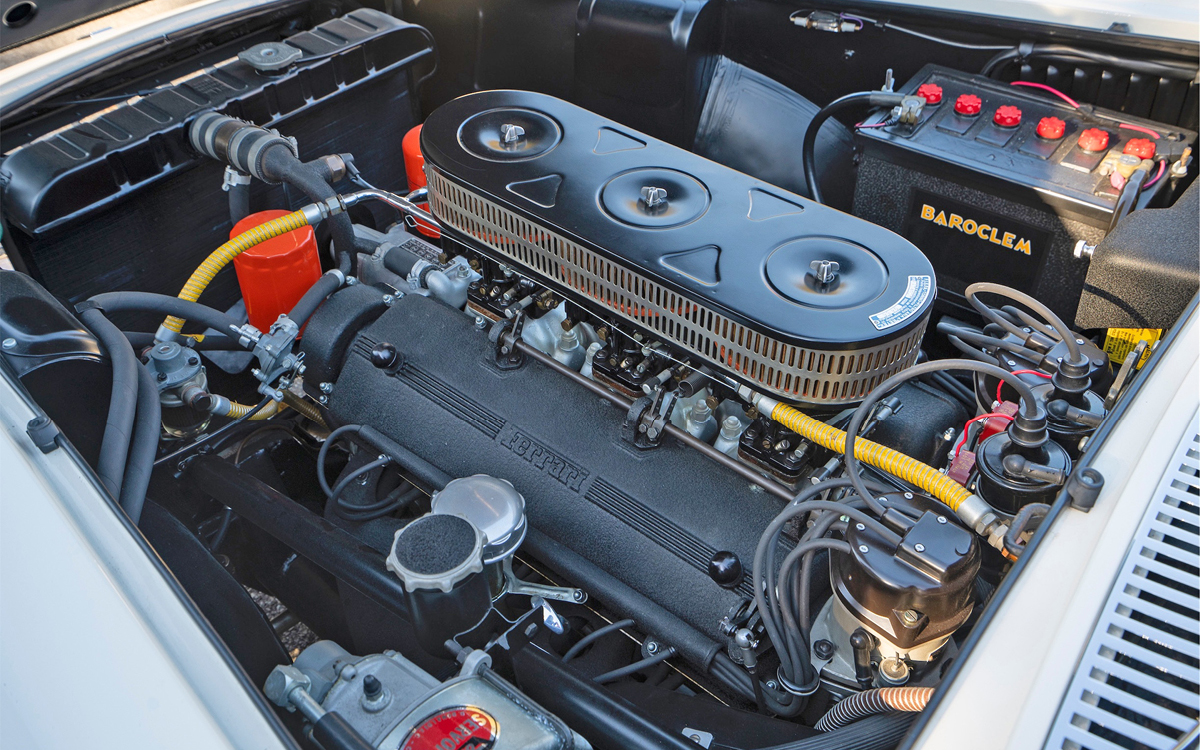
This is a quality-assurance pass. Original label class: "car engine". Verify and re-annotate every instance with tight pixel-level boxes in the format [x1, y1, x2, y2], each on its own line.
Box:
[1, 4, 1196, 750]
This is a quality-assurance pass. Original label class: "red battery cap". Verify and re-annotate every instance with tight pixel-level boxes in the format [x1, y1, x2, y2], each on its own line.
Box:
[993, 105, 1022, 128]
[1036, 116, 1066, 140]
[954, 94, 982, 116]
[916, 83, 943, 105]
[1122, 138, 1156, 160]
[1077, 128, 1110, 152]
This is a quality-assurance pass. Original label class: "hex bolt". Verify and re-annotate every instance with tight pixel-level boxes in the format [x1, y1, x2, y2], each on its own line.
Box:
[813, 639, 836, 660]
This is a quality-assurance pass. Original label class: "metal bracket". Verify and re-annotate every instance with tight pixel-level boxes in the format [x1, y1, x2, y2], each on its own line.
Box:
[502, 558, 587, 604]
[621, 387, 678, 450]
[488, 312, 526, 370]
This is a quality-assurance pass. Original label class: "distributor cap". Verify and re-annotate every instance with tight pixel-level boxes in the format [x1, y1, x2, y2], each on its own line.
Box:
[832, 493, 980, 650]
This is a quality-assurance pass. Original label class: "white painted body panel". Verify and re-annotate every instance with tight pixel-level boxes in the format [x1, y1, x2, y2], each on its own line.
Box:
[0, 376, 290, 750]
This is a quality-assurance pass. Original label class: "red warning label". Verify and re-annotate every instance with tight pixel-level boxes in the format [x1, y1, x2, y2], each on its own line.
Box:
[400, 706, 498, 750]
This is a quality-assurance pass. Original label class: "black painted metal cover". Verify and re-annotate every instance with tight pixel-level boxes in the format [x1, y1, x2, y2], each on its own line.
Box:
[422, 90, 934, 350]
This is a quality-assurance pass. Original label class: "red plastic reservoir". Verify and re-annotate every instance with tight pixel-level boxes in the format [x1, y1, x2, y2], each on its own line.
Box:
[402, 124, 440, 238]
[231, 210, 322, 333]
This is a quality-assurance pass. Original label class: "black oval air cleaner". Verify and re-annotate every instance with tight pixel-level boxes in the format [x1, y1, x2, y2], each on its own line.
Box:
[600, 167, 710, 228]
[458, 107, 561, 161]
[422, 91, 936, 406]
[764, 237, 888, 310]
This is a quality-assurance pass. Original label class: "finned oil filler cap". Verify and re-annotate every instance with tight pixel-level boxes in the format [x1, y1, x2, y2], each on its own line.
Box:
[431, 475, 527, 565]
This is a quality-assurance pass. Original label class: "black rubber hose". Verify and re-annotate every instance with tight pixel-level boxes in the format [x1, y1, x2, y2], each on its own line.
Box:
[119, 361, 161, 524]
[317, 424, 453, 495]
[228, 182, 251, 224]
[78, 308, 139, 498]
[802, 91, 898, 204]
[123, 331, 246, 351]
[754, 713, 917, 750]
[262, 149, 372, 269]
[289, 270, 344, 326]
[562, 619, 636, 663]
[86, 293, 245, 340]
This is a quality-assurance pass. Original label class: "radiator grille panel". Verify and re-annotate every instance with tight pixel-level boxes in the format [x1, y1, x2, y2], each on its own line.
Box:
[1045, 413, 1200, 750]
[427, 169, 926, 405]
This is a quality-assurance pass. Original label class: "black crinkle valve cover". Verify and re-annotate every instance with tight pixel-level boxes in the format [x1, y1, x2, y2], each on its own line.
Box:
[325, 292, 786, 643]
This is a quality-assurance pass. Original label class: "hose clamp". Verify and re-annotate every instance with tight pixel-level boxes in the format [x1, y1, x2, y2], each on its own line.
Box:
[222, 166, 252, 192]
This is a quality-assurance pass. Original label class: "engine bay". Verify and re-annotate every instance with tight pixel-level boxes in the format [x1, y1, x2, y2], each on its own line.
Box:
[1, 3, 1197, 749]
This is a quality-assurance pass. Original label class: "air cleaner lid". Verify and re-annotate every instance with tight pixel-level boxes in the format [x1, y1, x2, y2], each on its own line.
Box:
[600, 168, 710, 228]
[765, 238, 888, 310]
[431, 475, 527, 565]
[458, 107, 561, 162]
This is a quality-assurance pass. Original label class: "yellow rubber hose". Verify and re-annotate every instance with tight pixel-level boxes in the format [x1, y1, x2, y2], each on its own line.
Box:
[226, 400, 285, 421]
[769, 402, 974, 512]
[161, 210, 311, 334]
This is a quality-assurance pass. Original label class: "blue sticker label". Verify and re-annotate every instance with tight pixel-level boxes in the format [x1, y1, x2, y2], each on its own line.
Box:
[870, 275, 932, 331]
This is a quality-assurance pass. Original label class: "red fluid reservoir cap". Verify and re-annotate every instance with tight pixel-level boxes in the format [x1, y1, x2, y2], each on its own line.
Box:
[1036, 116, 1066, 140]
[916, 83, 943, 105]
[1078, 128, 1110, 153]
[231, 210, 322, 333]
[1123, 137, 1156, 160]
[993, 105, 1022, 128]
[954, 94, 982, 116]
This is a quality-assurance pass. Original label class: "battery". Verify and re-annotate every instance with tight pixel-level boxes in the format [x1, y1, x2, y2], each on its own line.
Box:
[852, 64, 1196, 324]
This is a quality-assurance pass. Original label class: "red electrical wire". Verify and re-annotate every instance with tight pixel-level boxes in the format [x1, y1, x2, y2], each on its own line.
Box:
[1143, 159, 1167, 189]
[954, 412, 1014, 457]
[1009, 81, 1080, 109]
[995, 369, 1052, 406]
[1119, 122, 1160, 139]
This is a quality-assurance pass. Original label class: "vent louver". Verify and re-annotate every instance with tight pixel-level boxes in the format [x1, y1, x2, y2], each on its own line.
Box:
[1045, 414, 1200, 750]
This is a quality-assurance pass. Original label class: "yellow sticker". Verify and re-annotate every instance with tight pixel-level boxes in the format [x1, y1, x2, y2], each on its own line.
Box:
[1103, 328, 1161, 368]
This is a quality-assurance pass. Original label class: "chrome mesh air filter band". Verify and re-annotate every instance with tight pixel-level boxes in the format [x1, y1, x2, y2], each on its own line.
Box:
[420, 91, 936, 406]
[428, 168, 927, 404]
